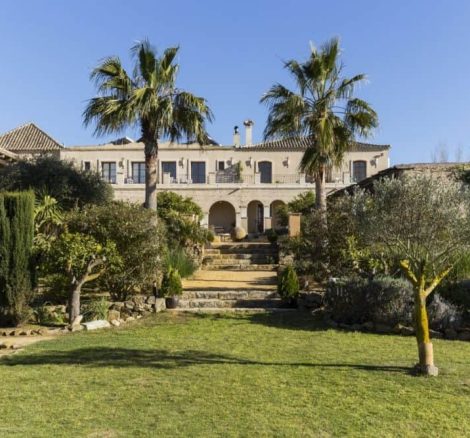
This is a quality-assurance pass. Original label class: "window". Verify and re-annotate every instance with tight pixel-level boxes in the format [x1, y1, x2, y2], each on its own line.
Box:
[353, 161, 367, 182]
[83, 161, 91, 171]
[161, 161, 177, 182]
[132, 162, 145, 184]
[217, 161, 225, 171]
[191, 161, 206, 183]
[101, 162, 116, 184]
[258, 161, 272, 183]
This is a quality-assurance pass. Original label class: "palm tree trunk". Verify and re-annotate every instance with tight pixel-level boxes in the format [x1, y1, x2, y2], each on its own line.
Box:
[315, 166, 327, 218]
[144, 141, 158, 211]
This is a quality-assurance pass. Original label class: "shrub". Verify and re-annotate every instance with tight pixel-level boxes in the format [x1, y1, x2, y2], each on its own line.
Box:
[266, 229, 278, 244]
[325, 276, 462, 329]
[33, 304, 66, 325]
[278, 265, 300, 302]
[160, 268, 183, 297]
[157, 191, 211, 247]
[66, 202, 166, 301]
[82, 297, 109, 322]
[275, 191, 315, 227]
[0, 191, 35, 326]
[0, 156, 112, 210]
[163, 248, 197, 279]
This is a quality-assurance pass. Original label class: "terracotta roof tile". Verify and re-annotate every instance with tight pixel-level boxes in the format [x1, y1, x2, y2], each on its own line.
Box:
[0, 123, 63, 152]
[242, 136, 390, 152]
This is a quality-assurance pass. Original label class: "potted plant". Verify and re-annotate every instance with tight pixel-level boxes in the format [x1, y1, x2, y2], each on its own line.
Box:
[160, 267, 183, 309]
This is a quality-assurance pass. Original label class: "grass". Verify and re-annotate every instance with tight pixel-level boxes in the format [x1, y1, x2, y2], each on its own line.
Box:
[0, 312, 469, 437]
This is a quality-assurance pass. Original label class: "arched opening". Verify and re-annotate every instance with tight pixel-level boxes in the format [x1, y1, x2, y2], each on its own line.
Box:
[209, 201, 236, 234]
[247, 200, 264, 234]
[353, 160, 367, 182]
[270, 200, 286, 230]
[258, 161, 272, 183]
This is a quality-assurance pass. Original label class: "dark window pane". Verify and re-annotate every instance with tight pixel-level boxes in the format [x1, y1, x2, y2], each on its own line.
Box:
[353, 161, 367, 182]
[162, 161, 177, 182]
[191, 162, 206, 183]
[132, 162, 145, 184]
[101, 162, 116, 184]
[218, 161, 225, 171]
[259, 161, 272, 183]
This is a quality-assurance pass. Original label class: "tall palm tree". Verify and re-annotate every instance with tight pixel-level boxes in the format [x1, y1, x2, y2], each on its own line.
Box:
[84, 40, 213, 210]
[261, 38, 378, 215]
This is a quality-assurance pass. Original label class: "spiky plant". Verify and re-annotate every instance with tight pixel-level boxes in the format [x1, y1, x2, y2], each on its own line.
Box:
[84, 40, 213, 210]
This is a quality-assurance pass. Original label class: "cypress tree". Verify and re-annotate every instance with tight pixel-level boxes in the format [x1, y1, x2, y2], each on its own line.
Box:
[0, 191, 35, 325]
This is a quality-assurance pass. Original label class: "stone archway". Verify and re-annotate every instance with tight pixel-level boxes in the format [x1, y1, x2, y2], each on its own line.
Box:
[270, 200, 286, 230]
[247, 200, 264, 234]
[209, 201, 236, 234]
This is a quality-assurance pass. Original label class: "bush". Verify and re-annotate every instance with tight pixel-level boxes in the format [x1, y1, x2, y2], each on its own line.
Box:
[160, 268, 183, 297]
[276, 191, 315, 227]
[163, 248, 197, 279]
[0, 191, 35, 326]
[278, 265, 300, 302]
[82, 297, 109, 322]
[157, 191, 211, 247]
[0, 156, 112, 210]
[325, 276, 462, 329]
[66, 202, 166, 301]
[266, 229, 278, 244]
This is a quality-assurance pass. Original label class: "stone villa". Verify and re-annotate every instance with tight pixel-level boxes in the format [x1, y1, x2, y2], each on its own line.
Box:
[0, 122, 390, 234]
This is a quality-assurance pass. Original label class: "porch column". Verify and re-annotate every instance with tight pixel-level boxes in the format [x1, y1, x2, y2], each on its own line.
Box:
[263, 204, 272, 231]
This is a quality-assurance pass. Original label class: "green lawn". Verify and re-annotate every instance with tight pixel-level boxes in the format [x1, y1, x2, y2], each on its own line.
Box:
[1, 312, 469, 437]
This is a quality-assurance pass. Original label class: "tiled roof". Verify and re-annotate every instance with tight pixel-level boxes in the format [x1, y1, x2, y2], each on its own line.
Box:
[0, 123, 63, 152]
[242, 136, 390, 152]
[0, 146, 18, 162]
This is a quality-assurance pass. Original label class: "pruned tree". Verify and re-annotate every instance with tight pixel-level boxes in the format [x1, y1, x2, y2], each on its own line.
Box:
[46, 232, 121, 324]
[349, 174, 470, 375]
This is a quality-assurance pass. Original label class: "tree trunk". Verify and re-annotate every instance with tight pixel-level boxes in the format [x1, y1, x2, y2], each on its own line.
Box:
[68, 283, 81, 324]
[414, 288, 438, 376]
[144, 141, 158, 211]
[315, 167, 327, 219]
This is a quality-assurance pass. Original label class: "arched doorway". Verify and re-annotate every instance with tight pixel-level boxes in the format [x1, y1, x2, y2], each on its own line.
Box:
[270, 200, 286, 230]
[258, 161, 272, 183]
[247, 200, 264, 234]
[209, 201, 236, 234]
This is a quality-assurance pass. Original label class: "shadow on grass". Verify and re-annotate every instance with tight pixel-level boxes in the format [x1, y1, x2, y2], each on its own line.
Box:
[2, 347, 410, 374]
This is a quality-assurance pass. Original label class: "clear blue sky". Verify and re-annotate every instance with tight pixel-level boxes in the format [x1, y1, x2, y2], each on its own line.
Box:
[1, 0, 470, 164]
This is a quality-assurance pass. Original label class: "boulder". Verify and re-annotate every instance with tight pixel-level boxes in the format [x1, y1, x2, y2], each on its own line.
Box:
[81, 320, 111, 331]
[110, 319, 121, 327]
[154, 298, 166, 313]
[107, 309, 121, 322]
[124, 301, 135, 310]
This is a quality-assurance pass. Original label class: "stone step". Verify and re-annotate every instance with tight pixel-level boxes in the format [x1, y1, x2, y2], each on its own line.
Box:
[182, 290, 279, 300]
[201, 264, 278, 271]
[177, 298, 284, 309]
[204, 253, 278, 261]
[167, 308, 297, 314]
[203, 257, 277, 266]
[183, 270, 278, 291]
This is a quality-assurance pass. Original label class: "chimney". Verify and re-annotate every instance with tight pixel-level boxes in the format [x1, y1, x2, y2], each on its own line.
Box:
[233, 126, 240, 147]
[243, 119, 254, 146]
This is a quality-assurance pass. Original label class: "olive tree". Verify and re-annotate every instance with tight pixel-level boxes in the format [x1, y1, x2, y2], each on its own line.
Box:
[349, 174, 470, 375]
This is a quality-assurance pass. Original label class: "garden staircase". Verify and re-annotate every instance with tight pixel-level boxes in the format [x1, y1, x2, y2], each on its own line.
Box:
[177, 240, 290, 312]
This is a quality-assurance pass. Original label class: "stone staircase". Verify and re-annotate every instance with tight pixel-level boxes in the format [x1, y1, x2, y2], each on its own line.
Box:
[177, 240, 291, 312]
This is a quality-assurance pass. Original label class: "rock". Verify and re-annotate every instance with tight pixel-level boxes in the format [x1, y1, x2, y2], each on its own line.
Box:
[124, 301, 135, 310]
[146, 296, 156, 305]
[81, 320, 111, 331]
[125, 316, 135, 323]
[132, 296, 145, 305]
[107, 309, 121, 322]
[154, 298, 166, 313]
[444, 328, 458, 340]
[136, 315, 143, 319]
[110, 319, 121, 327]
[70, 324, 84, 332]
[37, 328, 48, 336]
[110, 302, 124, 311]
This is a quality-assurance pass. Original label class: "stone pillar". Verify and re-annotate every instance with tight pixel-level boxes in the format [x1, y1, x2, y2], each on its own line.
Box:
[240, 205, 248, 232]
[235, 211, 242, 228]
[254, 172, 261, 184]
[288, 213, 301, 237]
